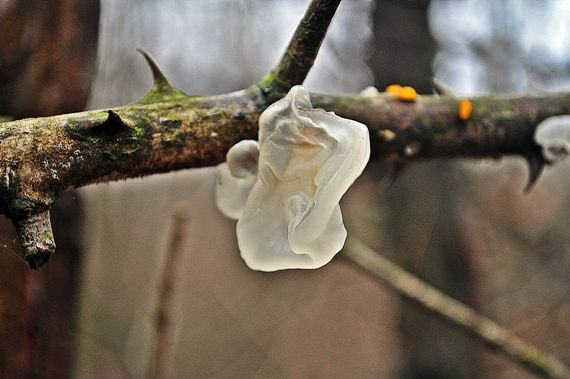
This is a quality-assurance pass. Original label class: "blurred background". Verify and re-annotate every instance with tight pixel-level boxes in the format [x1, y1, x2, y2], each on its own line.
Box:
[2, 0, 570, 378]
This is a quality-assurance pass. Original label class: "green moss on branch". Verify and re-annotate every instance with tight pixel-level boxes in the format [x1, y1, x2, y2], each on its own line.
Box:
[264, 0, 342, 100]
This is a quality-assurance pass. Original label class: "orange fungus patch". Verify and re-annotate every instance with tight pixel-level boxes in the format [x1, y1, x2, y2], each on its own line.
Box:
[385, 84, 417, 102]
[385, 84, 403, 96]
[397, 86, 417, 102]
[458, 99, 472, 120]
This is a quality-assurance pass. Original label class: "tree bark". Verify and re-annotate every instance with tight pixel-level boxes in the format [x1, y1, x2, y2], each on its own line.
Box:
[4, 83, 564, 214]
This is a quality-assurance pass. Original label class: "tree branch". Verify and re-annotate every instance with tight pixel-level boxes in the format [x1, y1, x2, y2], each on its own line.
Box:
[273, 0, 342, 89]
[1, 75, 567, 268]
[312, 92, 565, 162]
[1, 0, 567, 269]
[149, 203, 190, 379]
[260, 0, 342, 102]
[0, 0, 344, 269]
[343, 239, 570, 379]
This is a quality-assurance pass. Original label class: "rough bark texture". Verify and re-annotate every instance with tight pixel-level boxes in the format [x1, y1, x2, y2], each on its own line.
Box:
[272, 0, 342, 91]
[1, 1, 565, 378]
[0, 85, 262, 214]
[312, 92, 567, 162]
[5, 85, 567, 216]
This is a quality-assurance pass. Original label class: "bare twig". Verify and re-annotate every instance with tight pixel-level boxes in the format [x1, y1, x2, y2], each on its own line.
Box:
[148, 202, 191, 379]
[274, 0, 341, 87]
[261, 0, 342, 101]
[343, 239, 570, 379]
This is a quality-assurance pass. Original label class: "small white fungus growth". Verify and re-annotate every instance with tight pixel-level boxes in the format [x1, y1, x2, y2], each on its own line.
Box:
[534, 115, 570, 163]
[215, 85, 370, 271]
[214, 140, 259, 220]
[359, 86, 380, 98]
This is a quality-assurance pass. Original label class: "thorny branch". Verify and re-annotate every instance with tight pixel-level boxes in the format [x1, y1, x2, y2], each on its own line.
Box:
[271, 0, 342, 92]
[343, 239, 570, 379]
[3, 68, 564, 269]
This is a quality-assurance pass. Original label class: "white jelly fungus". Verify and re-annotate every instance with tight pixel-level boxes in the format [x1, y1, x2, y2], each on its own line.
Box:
[359, 86, 380, 98]
[214, 140, 259, 220]
[214, 85, 370, 271]
[534, 115, 570, 163]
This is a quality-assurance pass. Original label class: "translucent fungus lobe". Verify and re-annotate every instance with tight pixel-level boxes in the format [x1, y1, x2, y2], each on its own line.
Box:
[534, 115, 570, 163]
[215, 85, 370, 271]
[214, 140, 259, 220]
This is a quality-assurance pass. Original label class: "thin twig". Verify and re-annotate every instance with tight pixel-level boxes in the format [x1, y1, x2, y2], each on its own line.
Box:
[343, 238, 570, 379]
[271, 0, 342, 89]
[148, 202, 191, 379]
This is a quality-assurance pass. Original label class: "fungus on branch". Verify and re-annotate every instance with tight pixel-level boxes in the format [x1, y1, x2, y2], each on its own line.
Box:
[534, 115, 570, 163]
[214, 140, 259, 220]
[215, 85, 370, 271]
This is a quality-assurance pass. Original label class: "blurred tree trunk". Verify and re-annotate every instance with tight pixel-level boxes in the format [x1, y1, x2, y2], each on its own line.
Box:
[0, 0, 99, 378]
[371, 0, 435, 94]
[370, 1, 470, 378]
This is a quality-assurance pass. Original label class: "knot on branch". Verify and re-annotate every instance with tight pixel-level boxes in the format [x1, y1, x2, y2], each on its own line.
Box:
[12, 209, 55, 270]
[65, 110, 137, 141]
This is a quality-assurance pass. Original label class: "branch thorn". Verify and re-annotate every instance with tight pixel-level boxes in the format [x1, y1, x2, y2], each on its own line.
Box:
[524, 150, 547, 192]
[136, 48, 186, 103]
[432, 77, 460, 99]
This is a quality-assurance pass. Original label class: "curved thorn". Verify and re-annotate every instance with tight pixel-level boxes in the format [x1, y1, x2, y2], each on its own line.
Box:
[136, 48, 174, 92]
[104, 110, 135, 130]
[524, 151, 547, 192]
[432, 77, 460, 99]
